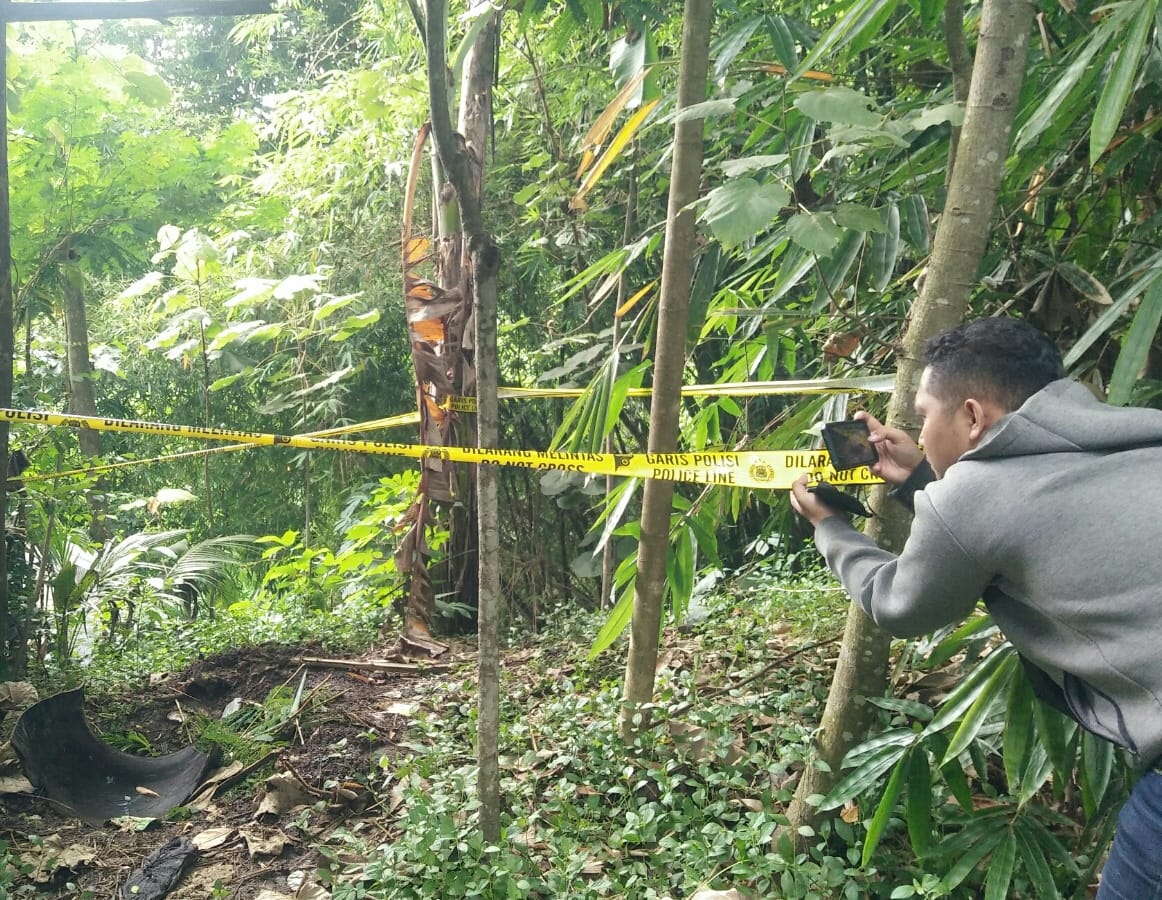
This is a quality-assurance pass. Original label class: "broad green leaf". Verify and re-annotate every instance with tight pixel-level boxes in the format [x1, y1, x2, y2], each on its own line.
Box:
[866, 696, 934, 722]
[1108, 277, 1162, 405]
[589, 583, 634, 658]
[721, 154, 789, 178]
[907, 101, 965, 132]
[1014, 25, 1114, 152]
[899, 194, 930, 254]
[941, 652, 1018, 763]
[821, 742, 912, 810]
[274, 273, 326, 299]
[924, 643, 1015, 735]
[905, 748, 933, 855]
[835, 202, 888, 233]
[984, 829, 1017, 900]
[1003, 669, 1035, 793]
[711, 16, 762, 82]
[765, 15, 799, 70]
[666, 528, 696, 621]
[1063, 259, 1162, 367]
[1090, 0, 1158, 164]
[1015, 824, 1060, 900]
[794, 0, 900, 78]
[122, 70, 172, 107]
[1032, 700, 1076, 777]
[861, 748, 910, 866]
[701, 179, 789, 248]
[1080, 731, 1114, 818]
[670, 98, 737, 124]
[866, 203, 900, 291]
[794, 86, 881, 127]
[117, 271, 165, 300]
[1015, 741, 1054, 806]
[312, 293, 362, 322]
[941, 828, 1004, 891]
[1057, 262, 1112, 306]
[787, 211, 843, 257]
[842, 727, 918, 767]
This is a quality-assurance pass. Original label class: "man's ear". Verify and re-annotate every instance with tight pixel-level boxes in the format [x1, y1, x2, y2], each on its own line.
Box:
[963, 397, 1005, 441]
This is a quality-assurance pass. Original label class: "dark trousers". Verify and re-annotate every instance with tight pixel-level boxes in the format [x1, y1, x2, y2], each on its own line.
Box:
[1097, 770, 1162, 899]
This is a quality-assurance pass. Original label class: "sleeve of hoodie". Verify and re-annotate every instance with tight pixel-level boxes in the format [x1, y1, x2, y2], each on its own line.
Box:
[812, 491, 992, 637]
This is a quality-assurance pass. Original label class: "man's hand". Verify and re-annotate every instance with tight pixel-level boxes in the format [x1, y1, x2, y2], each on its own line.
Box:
[854, 411, 924, 485]
[790, 474, 838, 527]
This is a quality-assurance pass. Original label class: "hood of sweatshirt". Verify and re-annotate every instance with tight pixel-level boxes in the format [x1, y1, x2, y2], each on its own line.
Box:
[961, 378, 1162, 462]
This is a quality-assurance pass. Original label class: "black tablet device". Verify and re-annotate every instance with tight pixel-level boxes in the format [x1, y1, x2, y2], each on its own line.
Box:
[820, 419, 878, 471]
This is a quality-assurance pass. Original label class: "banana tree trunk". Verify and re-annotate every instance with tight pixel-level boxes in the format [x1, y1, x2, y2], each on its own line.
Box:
[620, 0, 714, 741]
[783, 0, 1034, 839]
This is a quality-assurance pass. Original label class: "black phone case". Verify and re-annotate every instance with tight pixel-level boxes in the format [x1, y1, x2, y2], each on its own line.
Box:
[821, 420, 878, 471]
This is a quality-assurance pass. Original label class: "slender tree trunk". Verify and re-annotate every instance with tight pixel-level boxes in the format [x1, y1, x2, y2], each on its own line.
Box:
[62, 258, 107, 543]
[620, 0, 714, 741]
[783, 0, 1033, 839]
[424, 0, 503, 843]
[0, 31, 14, 680]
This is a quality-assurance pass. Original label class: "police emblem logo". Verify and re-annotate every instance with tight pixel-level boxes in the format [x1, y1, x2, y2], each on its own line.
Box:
[749, 463, 774, 483]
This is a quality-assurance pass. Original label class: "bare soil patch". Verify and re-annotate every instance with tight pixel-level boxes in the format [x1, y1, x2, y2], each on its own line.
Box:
[1, 642, 456, 899]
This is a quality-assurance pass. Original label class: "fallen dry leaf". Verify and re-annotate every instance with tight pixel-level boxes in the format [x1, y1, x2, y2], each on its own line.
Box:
[191, 826, 237, 851]
[239, 826, 294, 858]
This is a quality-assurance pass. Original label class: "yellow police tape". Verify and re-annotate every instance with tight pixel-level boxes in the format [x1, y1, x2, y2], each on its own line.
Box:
[1, 409, 882, 491]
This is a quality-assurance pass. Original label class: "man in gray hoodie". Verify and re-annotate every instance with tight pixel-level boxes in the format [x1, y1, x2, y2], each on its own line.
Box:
[790, 318, 1162, 900]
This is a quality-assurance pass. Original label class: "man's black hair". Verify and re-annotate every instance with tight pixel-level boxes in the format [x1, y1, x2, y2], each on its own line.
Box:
[922, 318, 1065, 412]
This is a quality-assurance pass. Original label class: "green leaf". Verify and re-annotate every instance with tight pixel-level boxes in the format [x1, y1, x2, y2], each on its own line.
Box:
[122, 70, 172, 107]
[794, 0, 900, 77]
[941, 652, 1018, 763]
[670, 98, 737, 124]
[765, 15, 799, 70]
[862, 749, 910, 866]
[787, 212, 843, 257]
[1015, 823, 1060, 900]
[1064, 262, 1162, 368]
[835, 203, 888, 233]
[866, 203, 899, 292]
[924, 643, 1015, 736]
[794, 86, 881, 127]
[1090, 0, 1158, 164]
[701, 179, 790, 248]
[941, 828, 1004, 891]
[1108, 276, 1162, 405]
[984, 829, 1017, 900]
[1014, 25, 1115, 153]
[899, 194, 930, 255]
[821, 741, 913, 810]
[1032, 700, 1076, 777]
[905, 748, 933, 855]
[711, 16, 762, 82]
[1003, 669, 1035, 794]
[1080, 731, 1114, 818]
[908, 101, 964, 132]
[665, 528, 696, 621]
[721, 154, 789, 178]
[588, 583, 634, 658]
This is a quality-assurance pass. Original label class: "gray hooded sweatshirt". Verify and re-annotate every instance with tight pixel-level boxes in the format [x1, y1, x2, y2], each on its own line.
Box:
[814, 378, 1162, 766]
